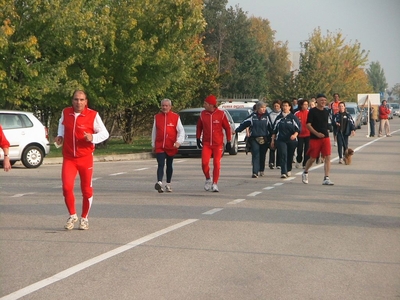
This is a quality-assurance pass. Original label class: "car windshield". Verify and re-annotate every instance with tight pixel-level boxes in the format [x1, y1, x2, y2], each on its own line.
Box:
[179, 111, 201, 126]
[227, 109, 252, 123]
[390, 103, 399, 109]
[346, 107, 356, 114]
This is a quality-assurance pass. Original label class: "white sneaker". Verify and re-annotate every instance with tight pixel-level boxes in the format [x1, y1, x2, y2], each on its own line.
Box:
[79, 218, 89, 230]
[322, 177, 334, 185]
[64, 214, 78, 230]
[165, 185, 172, 192]
[281, 174, 287, 178]
[339, 158, 344, 164]
[211, 183, 219, 192]
[334, 142, 337, 147]
[204, 179, 212, 191]
[295, 162, 300, 168]
[155, 181, 164, 193]
[302, 172, 308, 184]
[276, 166, 281, 169]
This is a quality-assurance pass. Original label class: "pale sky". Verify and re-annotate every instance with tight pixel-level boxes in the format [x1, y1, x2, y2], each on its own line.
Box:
[227, 0, 400, 88]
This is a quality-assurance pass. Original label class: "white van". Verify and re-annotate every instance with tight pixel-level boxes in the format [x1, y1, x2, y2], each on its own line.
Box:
[219, 99, 271, 150]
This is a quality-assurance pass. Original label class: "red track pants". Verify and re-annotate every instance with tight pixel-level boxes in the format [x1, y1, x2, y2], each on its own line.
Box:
[201, 144, 224, 184]
[62, 155, 94, 218]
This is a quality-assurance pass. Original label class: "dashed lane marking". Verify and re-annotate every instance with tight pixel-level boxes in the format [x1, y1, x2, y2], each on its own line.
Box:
[109, 172, 127, 176]
[227, 199, 246, 204]
[0, 219, 199, 300]
[202, 208, 224, 215]
[247, 191, 262, 197]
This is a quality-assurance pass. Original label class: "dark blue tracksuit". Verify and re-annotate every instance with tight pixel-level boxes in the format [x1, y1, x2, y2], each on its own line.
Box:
[273, 113, 301, 175]
[235, 112, 272, 175]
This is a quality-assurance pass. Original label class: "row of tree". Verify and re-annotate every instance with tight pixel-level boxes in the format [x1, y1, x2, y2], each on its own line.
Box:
[0, 0, 396, 142]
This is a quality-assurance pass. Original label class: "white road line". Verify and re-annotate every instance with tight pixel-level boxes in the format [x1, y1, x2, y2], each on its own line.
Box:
[247, 191, 262, 197]
[11, 193, 35, 198]
[0, 219, 198, 300]
[109, 172, 127, 176]
[227, 199, 246, 204]
[134, 168, 149, 171]
[202, 208, 223, 215]
[285, 177, 295, 181]
[274, 182, 284, 186]
[92, 177, 101, 181]
[263, 186, 274, 190]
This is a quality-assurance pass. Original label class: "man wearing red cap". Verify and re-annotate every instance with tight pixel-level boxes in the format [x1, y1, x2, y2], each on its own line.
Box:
[196, 95, 232, 192]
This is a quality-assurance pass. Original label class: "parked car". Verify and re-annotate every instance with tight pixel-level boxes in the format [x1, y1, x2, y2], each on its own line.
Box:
[177, 107, 238, 156]
[223, 108, 253, 150]
[0, 110, 50, 168]
[388, 103, 399, 117]
[344, 103, 362, 129]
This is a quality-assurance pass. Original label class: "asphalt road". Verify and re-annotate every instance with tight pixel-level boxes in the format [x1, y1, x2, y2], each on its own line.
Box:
[1, 118, 399, 300]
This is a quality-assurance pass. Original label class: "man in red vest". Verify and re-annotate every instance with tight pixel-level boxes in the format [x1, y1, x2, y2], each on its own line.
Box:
[55, 90, 109, 230]
[196, 95, 232, 192]
[0, 125, 11, 172]
[151, 99, 185, 193]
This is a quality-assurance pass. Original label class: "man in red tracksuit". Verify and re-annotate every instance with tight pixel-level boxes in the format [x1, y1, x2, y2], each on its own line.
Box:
[55, 90, 109, 230]
[151, 98, 185, 193]
[196, 95, 232, 192]
[0, 125, 11, 172]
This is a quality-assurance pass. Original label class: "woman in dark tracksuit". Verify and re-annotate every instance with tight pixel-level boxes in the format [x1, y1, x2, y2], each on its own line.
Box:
[235, 101, 272, 178]
[332, 101, 356, 164]
[270, 100, 301, 178]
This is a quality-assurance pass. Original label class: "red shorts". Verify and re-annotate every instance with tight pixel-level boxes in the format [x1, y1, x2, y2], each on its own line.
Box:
[307, 138, 331, 158]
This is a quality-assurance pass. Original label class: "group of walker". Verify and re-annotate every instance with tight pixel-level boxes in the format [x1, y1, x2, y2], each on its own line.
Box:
[3, 91, 392, 231]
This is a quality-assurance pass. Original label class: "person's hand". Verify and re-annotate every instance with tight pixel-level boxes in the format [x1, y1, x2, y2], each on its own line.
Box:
[196, 138, 202, 149]
[2, 156, 11, 172]
[225, 141, 231, 152]
[84, 132, 93, 142]
[173, 142, 180, 148]
[54, 136, 63, 145]
[270, 140, 275, 149]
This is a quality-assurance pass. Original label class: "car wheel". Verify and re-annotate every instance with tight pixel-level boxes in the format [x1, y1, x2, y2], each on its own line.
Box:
[22, 145, 44, 168]
[229, 135, 238, 155]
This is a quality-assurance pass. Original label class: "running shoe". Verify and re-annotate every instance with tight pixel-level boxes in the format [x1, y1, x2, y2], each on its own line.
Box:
[204, 179, 212, 191]
[287, 171, 291, 177]
[165, 185, 172, 192]
[211, 183, 219, 192]
[339, 158, 344, 164]
[252, 174, 258, 178]
[259, 171, 264, 177]
[322, 177, 334, 185]
[155, 181, 164, 193]
[269, 163, 274, 169]
[295, 162, 300, 168]
[79, 218, 89, 230]
[64, 214, 78, 230]
[280, 174, 287, 178]
[302, 172, 308, 184]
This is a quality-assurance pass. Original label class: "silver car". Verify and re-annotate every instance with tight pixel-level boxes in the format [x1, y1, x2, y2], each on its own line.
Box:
[0, 110, 51, 168]
[178, 107, 238, 156]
